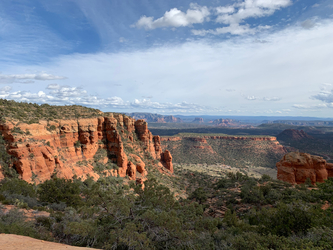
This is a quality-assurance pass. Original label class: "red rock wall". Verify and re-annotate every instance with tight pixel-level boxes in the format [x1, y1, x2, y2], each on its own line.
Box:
[0, 115, 172, 183]
[277, 152, 333, 184]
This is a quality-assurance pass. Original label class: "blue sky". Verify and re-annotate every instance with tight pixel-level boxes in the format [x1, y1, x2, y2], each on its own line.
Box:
[0, 0, 333, 117]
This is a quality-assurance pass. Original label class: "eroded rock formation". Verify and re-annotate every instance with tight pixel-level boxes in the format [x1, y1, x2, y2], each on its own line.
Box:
[277, 152, 333, 184]
[161, 150, 173, 173]
[0, 115, 173, 183]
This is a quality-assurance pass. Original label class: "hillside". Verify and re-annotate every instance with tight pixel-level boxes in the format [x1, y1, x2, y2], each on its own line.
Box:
[0, 100, 173, 183]
[277, 129, 333, 161]
[161, 133, 287, 170]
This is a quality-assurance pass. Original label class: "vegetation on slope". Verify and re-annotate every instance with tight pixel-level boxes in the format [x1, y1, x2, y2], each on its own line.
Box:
[162, 133, 283, 169]
[1, 171, 333, 249]
[0, 99, 102, 123]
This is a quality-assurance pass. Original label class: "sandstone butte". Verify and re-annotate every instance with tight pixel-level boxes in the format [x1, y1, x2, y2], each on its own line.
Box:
[0, 115, 173, 184]
[277, 152, 333, 185]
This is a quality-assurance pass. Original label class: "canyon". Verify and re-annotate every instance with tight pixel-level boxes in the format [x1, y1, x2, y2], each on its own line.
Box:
[0, 115, 173, 184]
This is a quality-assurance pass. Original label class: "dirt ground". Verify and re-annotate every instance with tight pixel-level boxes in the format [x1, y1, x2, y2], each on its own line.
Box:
[0, 234, 101, 250]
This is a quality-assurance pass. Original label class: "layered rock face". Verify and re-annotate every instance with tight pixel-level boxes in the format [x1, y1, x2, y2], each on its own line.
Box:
[0, 115, 172, 183]
[277, 152, 333, 184]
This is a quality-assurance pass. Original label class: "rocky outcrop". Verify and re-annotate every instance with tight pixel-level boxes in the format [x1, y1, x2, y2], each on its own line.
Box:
[212, 119, 238, 127]
[0, 165, 4, 180]
[0, 115, 173, 183]
[277, 152, 333, 184]
[161, 150, 173, 173]
[164, 115, 182, 123]
[277, 129, 313, 141]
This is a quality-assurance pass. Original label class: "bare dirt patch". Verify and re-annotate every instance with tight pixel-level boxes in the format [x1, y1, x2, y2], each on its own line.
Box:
[0, 234, 101, 250]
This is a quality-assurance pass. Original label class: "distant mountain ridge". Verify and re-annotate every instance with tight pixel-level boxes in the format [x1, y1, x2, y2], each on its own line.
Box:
[126, 113, 183, 123]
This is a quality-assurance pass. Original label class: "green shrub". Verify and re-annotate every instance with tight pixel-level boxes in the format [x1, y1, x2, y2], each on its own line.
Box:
[38, 178, 83, 208]
[0, 178, 37, 198]
[189, 187, 208, 204]
[74, 140, 82, 148]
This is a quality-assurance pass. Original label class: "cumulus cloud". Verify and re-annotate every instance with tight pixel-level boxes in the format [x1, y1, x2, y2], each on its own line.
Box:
[216, 0, 292, 24]
[0, 73, 66, 84]
[134, 3, 210, 30]
[193, 0, 291, 36]
[0, 84, 216, 113]
[246, 95, 257, 100]
[312, 88, 333, 104]
[49, 86, 87, 98]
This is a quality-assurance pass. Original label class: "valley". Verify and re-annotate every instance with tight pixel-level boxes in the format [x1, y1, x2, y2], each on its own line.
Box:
[1, 101, 333, 249]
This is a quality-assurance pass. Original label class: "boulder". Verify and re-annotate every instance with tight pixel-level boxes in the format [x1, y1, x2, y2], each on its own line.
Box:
[277, 152, 330, 184]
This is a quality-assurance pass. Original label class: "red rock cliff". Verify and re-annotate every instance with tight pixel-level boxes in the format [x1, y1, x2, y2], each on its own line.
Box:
[277, 152, 333, 184]
[0, 115, 172, 183]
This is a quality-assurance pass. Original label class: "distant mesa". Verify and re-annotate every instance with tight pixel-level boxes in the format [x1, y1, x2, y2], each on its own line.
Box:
[277, 152, 333, 185]
[127, 113, 182, 123]
[277, 129, 313, 141]
[192, 117, 204, 123]
[212, 118, 238, 127]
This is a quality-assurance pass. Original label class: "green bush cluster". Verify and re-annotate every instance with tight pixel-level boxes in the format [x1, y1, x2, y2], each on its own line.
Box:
[0, 99, 102, 123]
[1, 169, 333, 249]
[0, 134, 18, 178]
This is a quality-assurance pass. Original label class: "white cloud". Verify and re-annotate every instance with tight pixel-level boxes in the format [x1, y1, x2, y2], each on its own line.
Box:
[293, 104, 329, 109]
[312, 88, 333, 104]
[301, 19, 316, 29]
[0, 73, 66, 84]
[244, 95, 281, 101]
[216, 6, 235, 14]
[2, 19, 333, 116]
[134, 3, 210, 30]
[193, 23, 254, 36]
[263, 97, 281, 101]
[0, 84, 217, 113]
[47, 83, 61, 89]
[246, 95, 257, 100]
[194, 0, 292, 36]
